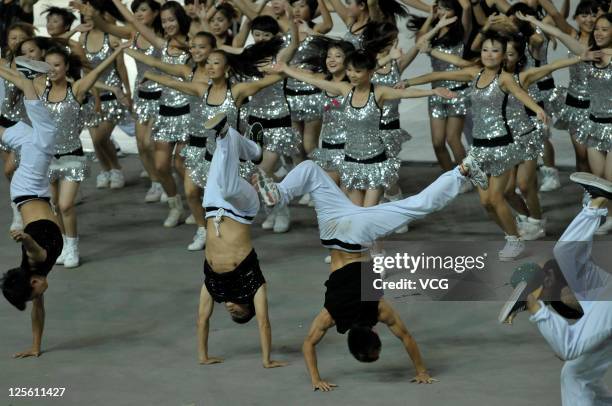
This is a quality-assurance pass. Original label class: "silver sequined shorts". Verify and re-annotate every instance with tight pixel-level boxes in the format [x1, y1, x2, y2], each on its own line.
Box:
[181, 145, 256, 188]
[515, 127, 545, 161]
[309, 146, 344, 172]
[553, 90, 590, 134]
[286, 92, 323, 122]
[469, 142, 522, 177]
[428, 95, 467, 119]
[380, 128, 411, 158]
[152, 105, 190, 143]
[134, 89, 162, 124]
[576, 118, 612, 152]
[340, 155, 401, 190]
[49, 155, 90, 183]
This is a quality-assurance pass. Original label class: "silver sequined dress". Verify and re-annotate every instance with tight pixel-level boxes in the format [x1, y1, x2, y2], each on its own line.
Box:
[309, 91, 346, 171]
[132, 34, 163, 124]
[340, 85, 400, 189]
[429, 42, 468, 118]
[555, 49, 590, 133]
[0, 61, 28, 152]
[44, 79, 89, 183]
[468, 71, 520, 176]
[248, 78, 300, 155]
[180, 83, 255, 188]
[524, 31, 563, 115]
[152, 41, 191, 143]
[576, 61, 612, 151]
[372, 61, 411, 157]
[343, 23, 365, 49]
[286, 35, 323, 122]
[84, 32, 128, 126]
[507, 73, 544, 161]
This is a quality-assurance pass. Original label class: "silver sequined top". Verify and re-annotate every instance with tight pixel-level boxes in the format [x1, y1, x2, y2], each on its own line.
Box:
[430, 42, 464, 90]
[320, 91, 347, 145]
[159, 41, 191, 107]
[1, 62, 27, 122]
[131, 34, 163, 93]
[248, 79, 291, 119]
[42, 79, 84, 154]
[588, 61, 612, 119]
[372, 61, 400, 123]
[343, 23, 364, 49]
[506, 74, 535, 136]
[343, 86, 384, 159]
[84, 32, 122, 91]
[287, 35, 320, 91]
[567, 50, 590, 99]
[190, 83, 238, 142]
[469, 71, 509, 140]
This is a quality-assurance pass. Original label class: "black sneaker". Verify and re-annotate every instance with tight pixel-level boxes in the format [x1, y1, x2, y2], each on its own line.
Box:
[204, 112, 228, 138]
[498, 262, 545, 324]
[570, 172, 612, 201]
[15, 56, 50, 79]
[247, 122, 264, 164]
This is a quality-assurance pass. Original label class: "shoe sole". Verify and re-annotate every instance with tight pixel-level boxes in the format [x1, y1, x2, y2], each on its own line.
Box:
[570, 172, 612, 194]
[254, 170, 279, 207]
[498, 281, 528, 324]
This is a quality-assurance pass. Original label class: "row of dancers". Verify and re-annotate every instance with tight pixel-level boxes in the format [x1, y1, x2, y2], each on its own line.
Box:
[2, 100, 611, 404]
[0, 0, 610, 269]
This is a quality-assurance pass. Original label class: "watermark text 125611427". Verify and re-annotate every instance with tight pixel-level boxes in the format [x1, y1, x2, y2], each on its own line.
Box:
[8, 387, 66, 397]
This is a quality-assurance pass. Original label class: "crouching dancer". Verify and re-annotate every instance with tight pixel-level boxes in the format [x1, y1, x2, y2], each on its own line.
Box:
[254, 154, 488, 390]
[0, 59, 61, 358]
[196, 114, 287, 369]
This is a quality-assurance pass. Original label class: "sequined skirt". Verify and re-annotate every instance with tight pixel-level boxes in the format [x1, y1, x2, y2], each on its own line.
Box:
[310, 146, 344, 172]
[181, 145, 256, 189]
[515, 127, 544, 161]
[576, 117, 612, 152]
[553, 89, 590, 134]
[428, 94, 468, 119]
[98, 98, 129, 125]
[380, 128, 411, 158]
[152, 106, 190, 143]
[469, 141, 521, 177]
[48, 155, 90, 183]
[134, 91, 161, 124]
[340, 155, 401, 190]
[262, 126, 301, 156]
[287, 93, 323, 122]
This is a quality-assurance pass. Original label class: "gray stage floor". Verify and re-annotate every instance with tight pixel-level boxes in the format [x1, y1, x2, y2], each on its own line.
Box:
[1, 156, 611, 406]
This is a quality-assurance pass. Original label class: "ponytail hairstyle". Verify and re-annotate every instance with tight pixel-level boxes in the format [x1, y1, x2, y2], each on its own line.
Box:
[42, 6, 77, 31]
[361, 21, 399, 56]
[345, 49, 377, 71]
[45, 45, 84, 80]
[211, 36, 284, 79]
[160, 1, 192, 37]
[131, 0, 163, 35]
[407, 0, 464, 47]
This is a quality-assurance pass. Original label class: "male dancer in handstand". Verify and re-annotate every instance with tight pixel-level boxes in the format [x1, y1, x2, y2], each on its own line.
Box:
[253, 153, 488, 391]
[0, 59, 61, 358]
[500, 172, 612, 406]
[196, 113, 287, 369]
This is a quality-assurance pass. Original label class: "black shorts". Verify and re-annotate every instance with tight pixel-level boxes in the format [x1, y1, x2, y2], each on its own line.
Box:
[21, 219, 63, 277]
[203, 249, 265, 304]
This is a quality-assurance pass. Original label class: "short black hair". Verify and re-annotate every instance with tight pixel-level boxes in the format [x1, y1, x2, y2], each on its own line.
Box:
[193, 31, 217, 48]
[345, 50, 376, 71]
[251, 16, 280, 35]
[230, 302, 256, 324]
[1, 268, 31, 311]
[348, 324, 381, 362]
[574, 0, 599, 17]
[43, 6, 77, 30]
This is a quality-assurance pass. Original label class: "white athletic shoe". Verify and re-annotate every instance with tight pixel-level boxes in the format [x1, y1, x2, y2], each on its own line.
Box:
[160, 191, 169, 203]
[299, 193, 311, 205]
[188, 227, 206, 251]
[55, 236, 67, 265]
[518, 217, 546, 241]
[596, 217, 612, 236]
[461, 154, 488, 190]
[273, 206, 290, 233]
[140, 170, 149, 179]
[109, 169, 125, 189]
[262, 212, 276, 230]
[15, 56, 50, 79]
[96, 171, 110, 189]
[144, 183, 163, 203]
[10, 203, 23, 232]
[164, 195, 184, 228]
[185, 214, 196, 225]
[253, 168, 281, 207]
[498, 235, 525, 261]
[539, 166, 561, 192]
[63, 237, 80, 269]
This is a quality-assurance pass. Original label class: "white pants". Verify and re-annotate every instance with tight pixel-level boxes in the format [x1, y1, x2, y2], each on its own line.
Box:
[3, 100, 57, 201]
[531, 206, 612, 406]
[277, 161, 467, 247]
[203, 127, 261, 223]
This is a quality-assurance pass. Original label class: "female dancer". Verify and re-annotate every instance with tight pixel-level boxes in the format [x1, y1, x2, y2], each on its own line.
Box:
[111, 0, 192, 228]
[199, 2, 239, 46]
[1, 22, 35, 233]
[141, 39, 281, 250]
[407, 0, 472, 172]
[402, 31, 547, 260]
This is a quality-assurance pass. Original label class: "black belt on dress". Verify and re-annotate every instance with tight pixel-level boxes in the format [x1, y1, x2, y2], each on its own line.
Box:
[472, 133, 513, 147]
[536, 78, 555, 91]
[205, 206, 254, 221]
[565, 93, 590, 109]
[322, 141, 345, 149]
[248, 115, 291, 128]
[0, 115, 17, 128]
[188, 135, 207, 148]
[54, 147, 84, 160]
[284, 87, 322, 96]
[379, 119, 400, 130]
[138, 89, 162, 100]
[100, 93, 117, 102]
[590, 114, 612, 124]
[344, 151, 387, 164]
[450, 84, 469, 91]
[159, 104, 190, 116]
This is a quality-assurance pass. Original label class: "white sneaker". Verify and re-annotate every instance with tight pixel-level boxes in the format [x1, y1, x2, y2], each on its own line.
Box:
[596, 217, 612, 235]
[539, 166, 561, 192]
[262, 212, 276, 229]
[109, 169, 125, 189]
[324, 255, 331, 264]
[461, 154, 488, 190]
[10, 202, 23, 232]
[55, 236, 67, 265]
[187, 227, 206, 251]
[96, 171, 110, 189]
[63, 237, 80, 268]
[273, 206, 290, 233]
[298, 193, 311, 205]
[160, 191, 169, 203]
[163, 195, 184, 228]
[185, 214, 196, 225]
[498, 235, 525, 261]
[144, 182, 163, 203]
[519, 217, 546, 241]
[140, 170, 149, 179]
